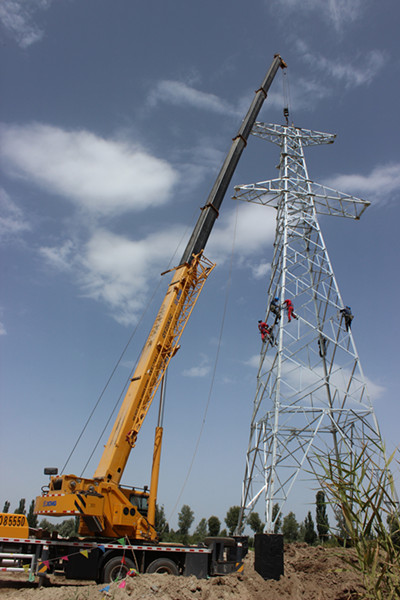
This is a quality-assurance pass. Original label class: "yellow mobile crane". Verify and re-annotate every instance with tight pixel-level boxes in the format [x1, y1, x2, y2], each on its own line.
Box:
[33, 55, 286, 544]
[0, 56, 285, 583]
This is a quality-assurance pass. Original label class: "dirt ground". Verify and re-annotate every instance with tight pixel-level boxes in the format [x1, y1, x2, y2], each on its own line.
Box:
[0, 543, 367, 600]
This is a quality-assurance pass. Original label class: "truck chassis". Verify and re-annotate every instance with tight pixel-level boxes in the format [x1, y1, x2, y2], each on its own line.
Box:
[0, 535, 248, 583]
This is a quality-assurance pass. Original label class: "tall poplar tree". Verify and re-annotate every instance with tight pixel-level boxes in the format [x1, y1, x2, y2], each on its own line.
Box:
[316, 491, 329, 541]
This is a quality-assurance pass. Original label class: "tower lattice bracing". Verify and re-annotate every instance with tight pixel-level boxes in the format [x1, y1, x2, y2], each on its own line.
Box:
[234, 122, 389, 532]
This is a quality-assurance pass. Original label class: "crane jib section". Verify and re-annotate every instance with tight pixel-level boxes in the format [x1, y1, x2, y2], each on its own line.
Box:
[93, 253, 215, 484]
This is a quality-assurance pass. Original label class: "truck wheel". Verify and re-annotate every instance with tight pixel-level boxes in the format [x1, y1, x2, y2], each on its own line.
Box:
[146, 558, 179, 575]
[102, 556, 135, 582]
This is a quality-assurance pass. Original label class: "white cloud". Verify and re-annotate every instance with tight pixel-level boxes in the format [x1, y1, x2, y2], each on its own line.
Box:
[289, 77, 330, 110]
[250, 261, 272, 280]
[182, 354, 211, 378]
[182, 365, 210, 378]
[0, 0, 53, 48]
[258, 74, 329, 113]
[270, 0, 365, 31]
[37, 202, 277, 325]
[244, 353, 385, 402]
[148, 80, 240, 116]
[32, 174, 278, 325]
[207, 202, 277, 264]
[325, 163, 400, 205]
[39, 240, 75, 272]
[78, 227, 186, 325]
[297, 41, 386, 88]
[0, 123, 179, 216]
[0, 188, 30, 238]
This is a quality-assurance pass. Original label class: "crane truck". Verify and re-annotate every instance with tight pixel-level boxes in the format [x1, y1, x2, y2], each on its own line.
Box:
[0, 54, 286, 584]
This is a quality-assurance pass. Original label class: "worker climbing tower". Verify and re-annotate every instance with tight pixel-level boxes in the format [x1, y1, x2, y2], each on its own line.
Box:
[234, 121, 390, 532]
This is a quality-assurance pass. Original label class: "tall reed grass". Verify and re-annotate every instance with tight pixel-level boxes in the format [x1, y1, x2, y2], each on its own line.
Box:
[319, 443, 399, 599]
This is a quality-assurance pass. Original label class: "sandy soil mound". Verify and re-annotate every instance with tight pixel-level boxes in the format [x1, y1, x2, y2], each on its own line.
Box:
[0, 543, 366, 600]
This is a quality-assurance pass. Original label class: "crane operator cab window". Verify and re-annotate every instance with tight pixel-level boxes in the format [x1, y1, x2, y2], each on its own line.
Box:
[129, 492, 149, 517]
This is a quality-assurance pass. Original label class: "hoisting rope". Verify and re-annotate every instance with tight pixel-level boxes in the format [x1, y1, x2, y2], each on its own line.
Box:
[166, 199, 240, 528]
[282, 68, 292, 126]
[61, 218, 195, 477]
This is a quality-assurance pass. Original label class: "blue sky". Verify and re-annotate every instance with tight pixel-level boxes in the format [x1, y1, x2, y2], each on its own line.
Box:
[1, 0, 399, 531]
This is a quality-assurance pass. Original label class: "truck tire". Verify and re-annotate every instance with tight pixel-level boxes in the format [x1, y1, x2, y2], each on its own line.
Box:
[102, 556, 135, 582]
[146, 557, 179, 575]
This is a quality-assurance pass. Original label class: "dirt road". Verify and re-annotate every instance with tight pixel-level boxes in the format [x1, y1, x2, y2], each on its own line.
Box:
[0, 543, 366, 600]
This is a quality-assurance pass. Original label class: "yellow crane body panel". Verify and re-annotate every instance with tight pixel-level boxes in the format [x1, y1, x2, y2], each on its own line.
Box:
[35, 474, 155, 540]
[0, 513, 29, 538]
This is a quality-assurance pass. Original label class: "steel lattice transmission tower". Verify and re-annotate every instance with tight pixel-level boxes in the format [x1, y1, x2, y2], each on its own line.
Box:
[234, 121, 389, 533]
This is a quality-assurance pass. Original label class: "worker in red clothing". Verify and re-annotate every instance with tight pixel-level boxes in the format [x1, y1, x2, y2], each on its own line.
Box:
[258, 320, 268, 342]
[258, 321, 276, 345]
[283, 299, 298, 322]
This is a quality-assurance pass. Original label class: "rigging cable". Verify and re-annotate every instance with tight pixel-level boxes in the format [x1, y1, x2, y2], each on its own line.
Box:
[61, 219, 194, 477]
[61, 307, 149, 476]
[167, 198, 240, 525]
[79, 222, 194, 477]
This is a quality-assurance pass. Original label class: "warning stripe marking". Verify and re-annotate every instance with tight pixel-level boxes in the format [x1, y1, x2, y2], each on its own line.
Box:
[0, 537, 211, 553]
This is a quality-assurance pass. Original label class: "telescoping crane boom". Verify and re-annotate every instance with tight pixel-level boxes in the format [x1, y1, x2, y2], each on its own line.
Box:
[35, 55, 286, 542]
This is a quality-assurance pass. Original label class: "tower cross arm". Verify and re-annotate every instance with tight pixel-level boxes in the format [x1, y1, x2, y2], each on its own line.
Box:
[233, 180, 370, 220]
[233, 179, 282, 208]
[251, 122, 336, 146]
[311, 183, 370, 219]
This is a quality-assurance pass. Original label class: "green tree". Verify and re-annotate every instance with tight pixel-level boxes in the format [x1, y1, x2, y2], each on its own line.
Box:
[304, 511, 317, 545]
[178, 505, 194, 536]
[298, 521, 306, 542]
[58, 518, 78, 538]
[27, 500, 38, 528]
[162, 528, 179, 543]
[2, 501, 10, 513]
[335, 508, 348, 540]
[272, 503, 282, 534]
[155, 504, 169, 539]
[316, 491, 329, 541]
[207, 515, 221, 536]
[225, 506, 240, 535]
[38, 518, 56, 532]
[282, 511, 299, 542]
[192, 518, 207, 543]
[247, 512, 264, 534]
[14, 498, 26, 514]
